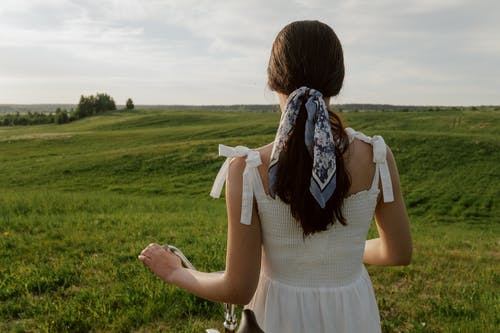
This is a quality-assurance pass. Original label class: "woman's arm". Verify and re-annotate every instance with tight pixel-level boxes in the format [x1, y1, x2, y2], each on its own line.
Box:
[139, 156, 262, 305]
[363, 147, 412, 266]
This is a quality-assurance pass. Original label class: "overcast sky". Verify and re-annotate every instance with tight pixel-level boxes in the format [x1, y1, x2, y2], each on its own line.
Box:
[0, 0, 499, 106]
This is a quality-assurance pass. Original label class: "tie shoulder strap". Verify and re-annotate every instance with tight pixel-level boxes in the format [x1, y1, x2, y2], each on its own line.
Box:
[210, 144, 264, 225]
[346, 128, 394, 203]
[370, 135, 394, 203]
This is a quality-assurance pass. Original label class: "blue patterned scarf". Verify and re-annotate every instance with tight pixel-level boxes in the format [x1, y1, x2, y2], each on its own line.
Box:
[268, 86, 337, 208]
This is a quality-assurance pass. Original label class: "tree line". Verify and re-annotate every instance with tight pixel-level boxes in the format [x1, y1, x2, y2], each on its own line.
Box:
[0, 94, 134, 126]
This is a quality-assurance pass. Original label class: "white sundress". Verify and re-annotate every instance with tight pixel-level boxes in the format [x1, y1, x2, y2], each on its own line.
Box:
[210, 128, 394, 333]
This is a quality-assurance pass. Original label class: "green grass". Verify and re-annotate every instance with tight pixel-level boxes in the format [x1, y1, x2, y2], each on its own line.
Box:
[0, 108, 499, 332]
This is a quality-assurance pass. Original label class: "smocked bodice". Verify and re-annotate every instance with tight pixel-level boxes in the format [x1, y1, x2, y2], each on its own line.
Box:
[255, 189, 379, 288]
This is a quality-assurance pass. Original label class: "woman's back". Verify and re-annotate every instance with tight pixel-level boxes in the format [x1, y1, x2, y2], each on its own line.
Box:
[255, 184, 378, 287]
[254, 129, 379, 286]
[245, 128, 391, 332]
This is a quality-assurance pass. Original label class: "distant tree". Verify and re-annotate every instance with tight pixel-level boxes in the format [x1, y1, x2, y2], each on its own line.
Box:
[75, 95, 94, 119]
[55, 108, 69, 124]
[69, 108, 77, 122]
[75, 93, 116, 120]
[95, 93, 116, 113]
[0, 110, 53, 126]
[125, 98, 134, 110]
[15, 113, 28, 126]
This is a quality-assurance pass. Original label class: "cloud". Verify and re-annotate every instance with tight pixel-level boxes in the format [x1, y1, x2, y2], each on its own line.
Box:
[0, 0, 498, 105]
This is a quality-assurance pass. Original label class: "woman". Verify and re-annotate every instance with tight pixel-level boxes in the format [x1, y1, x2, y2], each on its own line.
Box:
[139, 20, 412, 332]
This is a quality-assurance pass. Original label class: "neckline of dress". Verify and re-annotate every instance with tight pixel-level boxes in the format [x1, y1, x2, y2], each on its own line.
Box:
[260, 187, 379, 202]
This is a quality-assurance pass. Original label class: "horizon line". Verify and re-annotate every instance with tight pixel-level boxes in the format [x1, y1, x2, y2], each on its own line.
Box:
[1, 102, 499, 108]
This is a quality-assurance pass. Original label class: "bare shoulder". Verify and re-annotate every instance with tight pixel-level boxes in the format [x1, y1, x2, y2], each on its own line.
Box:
[255, 143, 273, 194]
[345, 138, 376, 194]
[345, 138, 373, 168]
[255, 142, 273, 166]
[227, 156, 246, 175]
[350, 136, 396, 165]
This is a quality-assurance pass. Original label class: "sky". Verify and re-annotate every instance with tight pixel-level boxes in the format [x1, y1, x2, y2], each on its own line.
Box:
[0, 0, 499, 106]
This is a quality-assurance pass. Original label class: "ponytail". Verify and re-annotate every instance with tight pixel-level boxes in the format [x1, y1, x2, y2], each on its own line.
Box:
[272, 95, 350, 236]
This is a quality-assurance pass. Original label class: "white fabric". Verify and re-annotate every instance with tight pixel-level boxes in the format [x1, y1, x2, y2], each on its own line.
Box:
[211, 129, 393, 332]
[210, 144, 264, 225]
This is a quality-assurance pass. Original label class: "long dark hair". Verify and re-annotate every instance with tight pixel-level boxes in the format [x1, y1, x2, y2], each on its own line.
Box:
[268, 20, 350, 236]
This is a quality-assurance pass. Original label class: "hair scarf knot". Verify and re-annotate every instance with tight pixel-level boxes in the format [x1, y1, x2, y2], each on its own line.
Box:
[268, 86, 337, 208]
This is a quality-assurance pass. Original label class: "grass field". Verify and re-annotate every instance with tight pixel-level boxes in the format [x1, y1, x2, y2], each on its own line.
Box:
[0, 108, 499, 332]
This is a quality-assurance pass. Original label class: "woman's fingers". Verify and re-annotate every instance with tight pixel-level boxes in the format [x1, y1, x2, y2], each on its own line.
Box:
[138, 243, 173, 263]
[140, 243, 159, 254]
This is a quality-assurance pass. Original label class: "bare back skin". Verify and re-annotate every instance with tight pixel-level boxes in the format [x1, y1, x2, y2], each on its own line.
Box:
[255, 137, 376, 198]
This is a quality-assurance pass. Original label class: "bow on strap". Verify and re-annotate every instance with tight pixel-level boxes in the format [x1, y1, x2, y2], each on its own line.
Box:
[371, 135, 394, 203]
[210, 144, 263, 225]
[345, 128, 394, 203]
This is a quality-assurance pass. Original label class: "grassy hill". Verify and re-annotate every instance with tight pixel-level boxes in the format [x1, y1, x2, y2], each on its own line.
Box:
[0, 108, 498, 332]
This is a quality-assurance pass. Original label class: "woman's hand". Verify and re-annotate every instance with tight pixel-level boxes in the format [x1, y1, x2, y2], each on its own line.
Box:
[138, 243, 183, 283]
